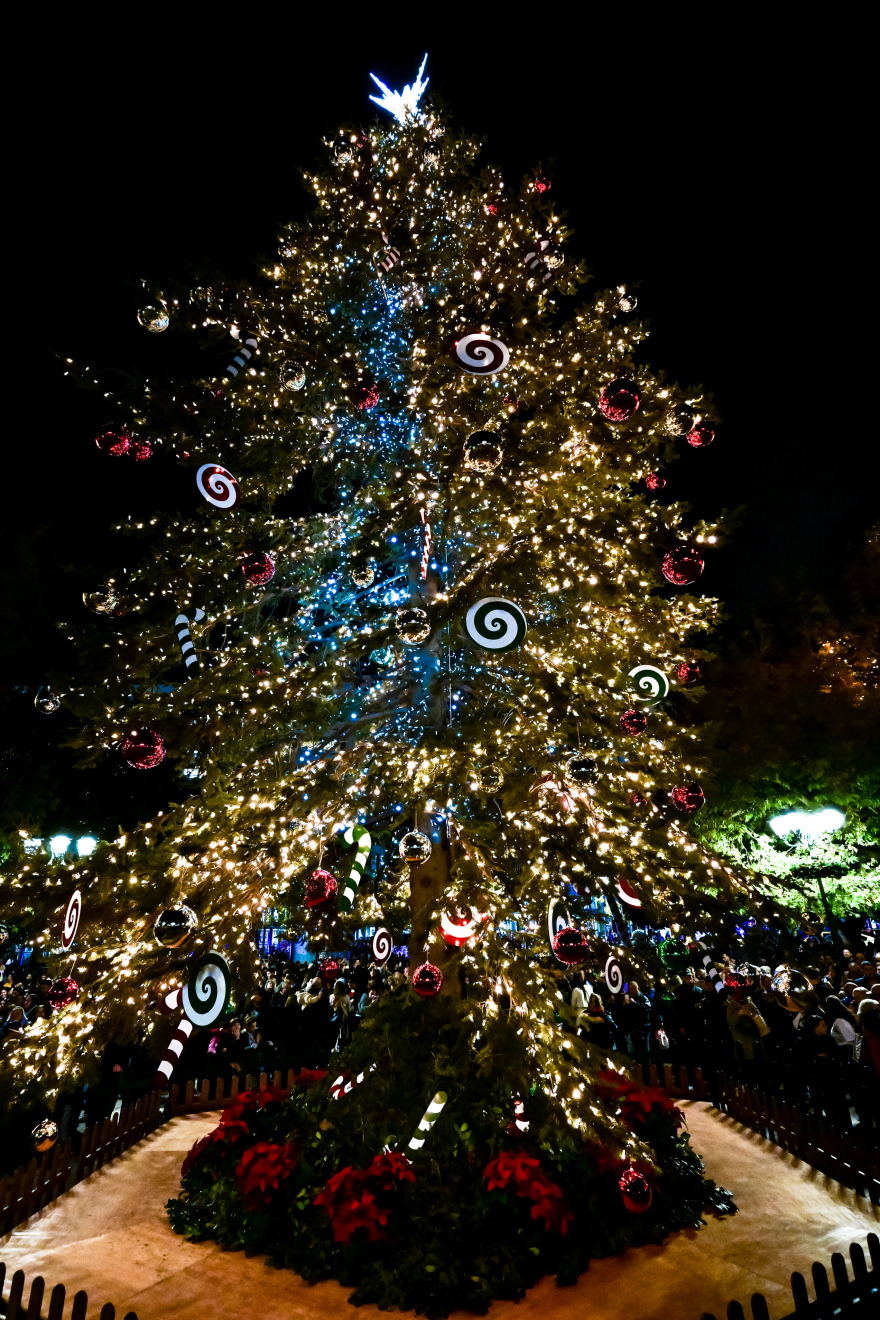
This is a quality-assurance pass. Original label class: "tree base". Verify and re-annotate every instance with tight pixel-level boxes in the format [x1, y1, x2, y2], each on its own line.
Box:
[167, 994, 735, 1317]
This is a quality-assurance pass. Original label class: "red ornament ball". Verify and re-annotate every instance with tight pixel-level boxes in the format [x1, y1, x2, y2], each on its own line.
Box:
[645, 472, 666, 492]
[487, 197, 501, 215]
[671, 782, 705, 814]
[319, 959, 340, 983]
[687, 425, 715, 448]
[599, 378, 640, 423]
[552, 926, 590, 965]
[534, 176, 551, 193]
[412, 962, 443, 997]
[724, 969, 750, 990]
[676, 660, 702, 686]
[129, 439, 153, 461]
[241, 552, 276, 586]
[120, 726, 166, 770]
[95, 427, 130, 457]
[305, 868, 338, 908]
[629, 791, 647, 807]
[47, 977, 80, 1010]
[662, 543, 705, 585]
[620, 708, 648, 736]
[356, 383, 380, 411]
[619, 1166, 653, 1214]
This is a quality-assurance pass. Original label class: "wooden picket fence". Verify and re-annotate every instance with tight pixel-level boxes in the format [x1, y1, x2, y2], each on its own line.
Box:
[0, 1091, 162, 1238]
[634, 1060, 711, 1099]
[714, 1073, 880, 1203]
[701, 1232, 878, 1319]
[166, 1066, 298, 1114]
[0, 1262, 137, 1319]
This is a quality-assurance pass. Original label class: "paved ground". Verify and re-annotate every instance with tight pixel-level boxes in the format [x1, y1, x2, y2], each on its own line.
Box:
[1, 1103, 876, 1319]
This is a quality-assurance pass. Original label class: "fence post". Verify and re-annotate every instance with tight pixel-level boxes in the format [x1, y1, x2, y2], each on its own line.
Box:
[24, 1273, 45, 1319]
[70, 1290, 89, 1320]
[7, 1269, 26, 1316]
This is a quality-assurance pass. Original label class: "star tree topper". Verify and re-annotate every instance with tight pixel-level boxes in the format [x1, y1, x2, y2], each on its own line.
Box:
[369, 55, 429, 122]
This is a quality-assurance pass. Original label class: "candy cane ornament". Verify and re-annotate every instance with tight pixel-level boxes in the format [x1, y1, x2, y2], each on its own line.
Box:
[222, 326, 259, 380]
[407, 1091, 448, 1151]
[175, 607, 206, 670]
[338, 825, 371, 912]
[153, 1016, 193, 1089]
[512, 1095, 529, 1134]
[330, 1063, 376, 1101]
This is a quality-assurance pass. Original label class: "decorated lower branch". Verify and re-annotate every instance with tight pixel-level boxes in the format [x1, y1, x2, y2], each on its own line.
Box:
[167, 993, 733, 1316]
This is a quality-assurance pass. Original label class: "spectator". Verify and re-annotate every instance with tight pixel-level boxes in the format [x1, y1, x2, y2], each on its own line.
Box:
[825, 996, 857, 1053]
[726, 986, 770, 1062]
[570, 972, 588, 1031]
[581, 993, 616, 1049]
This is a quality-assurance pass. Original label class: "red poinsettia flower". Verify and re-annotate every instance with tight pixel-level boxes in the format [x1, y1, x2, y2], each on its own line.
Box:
[292, 1068, 328, 1089]
[483, 1151, 572, 1235]
[597, 1067, 684, 1132]
[235, 1141, 298, 1209]
[181, 1111, 251, 1176]
[314, 1152, 416, 1245]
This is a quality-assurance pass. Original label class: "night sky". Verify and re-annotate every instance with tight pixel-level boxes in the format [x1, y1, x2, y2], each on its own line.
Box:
[6, 30, 870, 835]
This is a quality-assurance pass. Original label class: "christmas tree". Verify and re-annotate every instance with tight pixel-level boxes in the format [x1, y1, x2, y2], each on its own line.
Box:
[3, 58, 776, 1311]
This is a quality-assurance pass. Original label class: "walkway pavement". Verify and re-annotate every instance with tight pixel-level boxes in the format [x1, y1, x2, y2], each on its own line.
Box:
[1, 1103, 876, 1319]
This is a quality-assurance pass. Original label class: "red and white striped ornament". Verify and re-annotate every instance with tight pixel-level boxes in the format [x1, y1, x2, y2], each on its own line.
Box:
[153, 1014, 193, 1089]
[617, 877, 642, 908]
[439, 907, 484, 948]
[196, 464, 240, 509]
[376, 234, 401, 272]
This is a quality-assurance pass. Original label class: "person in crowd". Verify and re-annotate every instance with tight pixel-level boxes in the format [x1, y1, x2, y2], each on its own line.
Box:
[570, 971, 588, 1031]
[824, 995, 857, 1054]
[726, 983, 770, 1062]
[330, 980, 352, 1052]
[804, 967, 833, 1004]
[580, 993, 616, 1049]
[618, 980, 651, 1065]
[296, 976, 331, 1068]
[670, 970, 703, 1065]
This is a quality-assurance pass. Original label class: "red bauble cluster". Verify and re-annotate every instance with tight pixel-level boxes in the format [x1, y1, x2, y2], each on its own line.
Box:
[620, 708, 648, 736]
[687, 425, 715, 448]
[676, 660, 702, 686]
[619, 1166, 653, 1214]
[47, 978, 79, 1010]
[552, 926, 590, 965]
[120, 726, 166, 769]
[95, 427, 152, 460]
[411, 962, 443, 997]
[598, 378, 640, 422]
[645, 472, 666, 492]
[241, 552, 276, 586]
[629, 791, 647, 808]
[534, 176, 551, 193]
[671, 782, 705, 814]
[305, 868, 337, 908]
[319, 959, 340, 983]
[662, 543, 705, 585]
[723, 969, 750, 990]
[356, 383, 380, 410]
[487, 197, 501, 215]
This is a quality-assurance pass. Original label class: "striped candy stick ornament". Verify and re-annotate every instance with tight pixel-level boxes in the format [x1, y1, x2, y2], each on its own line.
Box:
[419, 507, 433, 581]
[222, 326, 259, 380]
[692, 940, 723, 994]
[338, 824, 371, 912]
[175, 607, 206, 669]
[407, 1091, 448, 1151]
[158, 986, 184, 1016]
[512, 1095, 529, 1133]
[377, 233, 401, 272]
[330, 1063, 376, 1101]
[153, 1016, 193, 1088]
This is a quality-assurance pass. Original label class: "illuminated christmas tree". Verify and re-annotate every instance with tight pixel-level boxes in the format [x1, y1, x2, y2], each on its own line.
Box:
[4, 58, 776, 1309]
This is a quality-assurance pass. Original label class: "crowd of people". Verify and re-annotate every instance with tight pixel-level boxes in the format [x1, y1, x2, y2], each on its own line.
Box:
[3, 934, 878, 1138]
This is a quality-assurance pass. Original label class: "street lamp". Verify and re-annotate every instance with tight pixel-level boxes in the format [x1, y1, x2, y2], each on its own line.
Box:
[768, 808, 845, 841]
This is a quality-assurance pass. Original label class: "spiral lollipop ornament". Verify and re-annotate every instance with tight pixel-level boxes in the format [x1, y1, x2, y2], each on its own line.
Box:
[338, 825, 371, 912]
[464, 598, 527, 652]
[181, 951, 232, 1027]
[407, 1091, 448, 1151]
[175, 607, 206, 670]
[449, 332, 510, 374]
[61, 890, 82, 951]
[371, 927, 392, 965]
[196, 464, 240, 509]
[547, 897, 571, 951]
[604, 955, 625, 995]
[627, 664, 669, 702]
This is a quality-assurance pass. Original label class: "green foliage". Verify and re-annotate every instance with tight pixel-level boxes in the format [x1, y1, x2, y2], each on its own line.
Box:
[168, 994, 730, 1317]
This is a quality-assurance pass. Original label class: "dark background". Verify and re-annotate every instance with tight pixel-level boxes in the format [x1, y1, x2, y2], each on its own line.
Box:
[5, 25, 871, 837]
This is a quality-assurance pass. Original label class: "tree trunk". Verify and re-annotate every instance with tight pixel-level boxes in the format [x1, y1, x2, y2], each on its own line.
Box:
[408, 813, 460, 995]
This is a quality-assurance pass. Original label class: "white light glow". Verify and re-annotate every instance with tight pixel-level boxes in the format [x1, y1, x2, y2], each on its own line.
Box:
[76, 837, 97, 857]
[49, 835, 72, 857]
[369, 55, 429, 122]
[768, 808, 846, 841]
